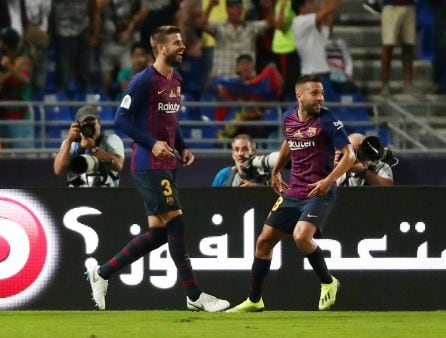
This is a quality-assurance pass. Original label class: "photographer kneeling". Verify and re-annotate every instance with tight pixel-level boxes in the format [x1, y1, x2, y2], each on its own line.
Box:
[212, 134, 272, 187]
[53, 105, 125, 187]
[336, 133, 396, 187]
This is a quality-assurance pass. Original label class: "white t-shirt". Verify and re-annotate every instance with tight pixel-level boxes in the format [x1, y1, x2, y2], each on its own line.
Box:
[336, 161, 393, 187]
[291, 13, 330, 75]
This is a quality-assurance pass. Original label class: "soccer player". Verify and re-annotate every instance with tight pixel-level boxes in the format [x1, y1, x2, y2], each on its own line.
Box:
[227, 74, 356, 312]
[86, 25, 230, 312]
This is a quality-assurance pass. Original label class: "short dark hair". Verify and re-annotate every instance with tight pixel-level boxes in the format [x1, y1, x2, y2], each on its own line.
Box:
[0, 27, 20, 50]
[236, 54, 254, 64]
[295, 74, 322, 89]
[150, 25, 181, 54]
[233, 134, 256, 150]
[291, 0, 307, 14]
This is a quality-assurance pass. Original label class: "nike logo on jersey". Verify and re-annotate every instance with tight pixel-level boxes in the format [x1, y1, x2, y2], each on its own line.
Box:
[307, 213, 319, 218]
[157, 89, 166, 95]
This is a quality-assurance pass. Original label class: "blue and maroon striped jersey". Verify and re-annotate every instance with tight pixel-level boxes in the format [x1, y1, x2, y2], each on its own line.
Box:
[115, 66, 187, 171]
[283, 107, 349, 199]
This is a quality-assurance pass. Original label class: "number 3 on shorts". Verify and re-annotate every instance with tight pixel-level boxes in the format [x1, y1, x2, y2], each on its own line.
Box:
[271, 196, 284, 212]
[161, 179, 173, 197]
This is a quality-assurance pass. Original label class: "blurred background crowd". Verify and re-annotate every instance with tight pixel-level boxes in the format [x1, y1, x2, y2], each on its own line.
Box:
[0, 0, 445, 151]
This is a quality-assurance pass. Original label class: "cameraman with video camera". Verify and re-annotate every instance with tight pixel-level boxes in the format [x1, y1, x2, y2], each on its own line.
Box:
[335, 133, 396, 187]
[53, 105, 125, 187]
[212, 134, 272, 187]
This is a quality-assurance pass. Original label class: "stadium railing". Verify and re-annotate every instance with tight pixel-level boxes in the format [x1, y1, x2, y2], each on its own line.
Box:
[0, 98, 444, 158]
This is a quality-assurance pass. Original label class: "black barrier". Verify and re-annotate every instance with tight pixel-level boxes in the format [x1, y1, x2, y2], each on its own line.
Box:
[1, 187, 445, 310]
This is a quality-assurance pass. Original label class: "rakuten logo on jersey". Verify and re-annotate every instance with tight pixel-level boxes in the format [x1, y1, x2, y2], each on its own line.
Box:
[288, 140, 315, 150]
[158, 102, 180, 114]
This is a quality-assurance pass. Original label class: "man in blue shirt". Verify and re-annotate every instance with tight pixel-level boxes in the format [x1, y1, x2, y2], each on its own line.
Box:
[212, 134, 271, 187]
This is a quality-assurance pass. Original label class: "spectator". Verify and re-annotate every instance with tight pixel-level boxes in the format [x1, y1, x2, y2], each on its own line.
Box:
[177, 0, 206, 98]
[98, 0, 149, 97]
[212, 133, 271, 187]
[53, 105, 125, 187]
[335, 133, 394, 186]
[139, 0, 180, 51]
[212, 53, 282, 139]
[380, 0, 416, 95]
[20, 0, 52, 92]
[321, 14, 359, 95]
[245, 0, 276, 74]
[116, 42, 153, 97]
[0, 27, 32, 149]
[2, 0, 51, 92]
[52, 0, 100, 94]
[200, 0, 227, 91]
[291, 0, 341, 101]
[202, 0, 274, 77]
[273, 0, 300, 100]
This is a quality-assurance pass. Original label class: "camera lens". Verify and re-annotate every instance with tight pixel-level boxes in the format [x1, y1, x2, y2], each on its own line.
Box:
[80, 123, 95, 138]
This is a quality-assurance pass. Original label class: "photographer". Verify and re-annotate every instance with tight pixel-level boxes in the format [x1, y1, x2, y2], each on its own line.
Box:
[53, 105, 125, 187]
[335, 133, 394, 187]
[212, 134, 272, 187]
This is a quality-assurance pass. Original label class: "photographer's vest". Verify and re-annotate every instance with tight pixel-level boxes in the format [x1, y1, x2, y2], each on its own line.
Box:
[68, 134, 120, 187]
[225, 168, 240, 187]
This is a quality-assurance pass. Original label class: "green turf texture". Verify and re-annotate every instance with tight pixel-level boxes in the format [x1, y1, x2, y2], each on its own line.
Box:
[1, 311, 445, 338]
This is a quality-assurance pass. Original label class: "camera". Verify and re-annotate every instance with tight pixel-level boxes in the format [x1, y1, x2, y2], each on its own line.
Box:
[69, 155, 115, 187]
[242, 151, 280, 185]
[78, 121, 96, 138]
[244, 151, 280, 171]
[357, 136, 399, 167]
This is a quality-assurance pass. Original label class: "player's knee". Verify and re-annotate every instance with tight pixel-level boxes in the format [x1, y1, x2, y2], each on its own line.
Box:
[255, 236, 274, 258]
[293, 232, 310, 248]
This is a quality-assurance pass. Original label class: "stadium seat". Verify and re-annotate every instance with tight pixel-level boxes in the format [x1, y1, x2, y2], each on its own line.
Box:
[42, 93, 73, 148]
[180, 93, 202, 121]
[88, 93, 115, 121]
[200, 92, 217, 120]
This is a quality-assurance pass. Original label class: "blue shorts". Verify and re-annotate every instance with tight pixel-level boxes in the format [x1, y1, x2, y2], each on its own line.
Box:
[131, 170, 182, 216]
[264, 195, 335, 237]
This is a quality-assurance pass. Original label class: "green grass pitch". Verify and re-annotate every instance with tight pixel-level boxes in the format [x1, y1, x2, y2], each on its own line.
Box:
[1, 311, 445, 338]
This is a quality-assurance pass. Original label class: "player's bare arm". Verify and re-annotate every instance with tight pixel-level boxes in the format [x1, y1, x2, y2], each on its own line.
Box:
[271, 140, 291, 194]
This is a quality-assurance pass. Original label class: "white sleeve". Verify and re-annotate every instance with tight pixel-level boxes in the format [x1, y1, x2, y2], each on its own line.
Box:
[377, 162, 393, 181]
[291, 13, 316, 39]
[104, 134, 125, 159]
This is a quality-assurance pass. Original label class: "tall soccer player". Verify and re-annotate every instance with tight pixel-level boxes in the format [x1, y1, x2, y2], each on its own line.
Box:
[227, 74, 356, 312]
[86, 25, 230, 312]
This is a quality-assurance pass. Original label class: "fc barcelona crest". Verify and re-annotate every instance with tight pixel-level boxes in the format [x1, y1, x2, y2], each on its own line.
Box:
[308, 127, 317, 137]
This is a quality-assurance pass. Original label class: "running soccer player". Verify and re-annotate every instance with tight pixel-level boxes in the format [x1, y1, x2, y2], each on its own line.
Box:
[86, 25, 230, 312]
[227, 74, 356, 312]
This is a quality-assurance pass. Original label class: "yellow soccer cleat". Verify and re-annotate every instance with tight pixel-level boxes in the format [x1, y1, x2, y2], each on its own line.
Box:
[318, 276, 340, 310]
[226, 297, 265, 313]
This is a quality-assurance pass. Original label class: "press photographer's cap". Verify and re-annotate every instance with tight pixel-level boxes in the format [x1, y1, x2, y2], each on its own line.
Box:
[76, 105, 99, 122]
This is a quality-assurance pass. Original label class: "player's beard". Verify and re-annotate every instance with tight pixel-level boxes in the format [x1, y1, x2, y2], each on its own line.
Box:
[165, 53, 182, 67]
[304, 102, 322, 117]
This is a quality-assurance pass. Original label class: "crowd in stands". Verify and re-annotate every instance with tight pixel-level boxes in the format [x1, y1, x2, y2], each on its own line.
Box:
[0, 0, 445, 150]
